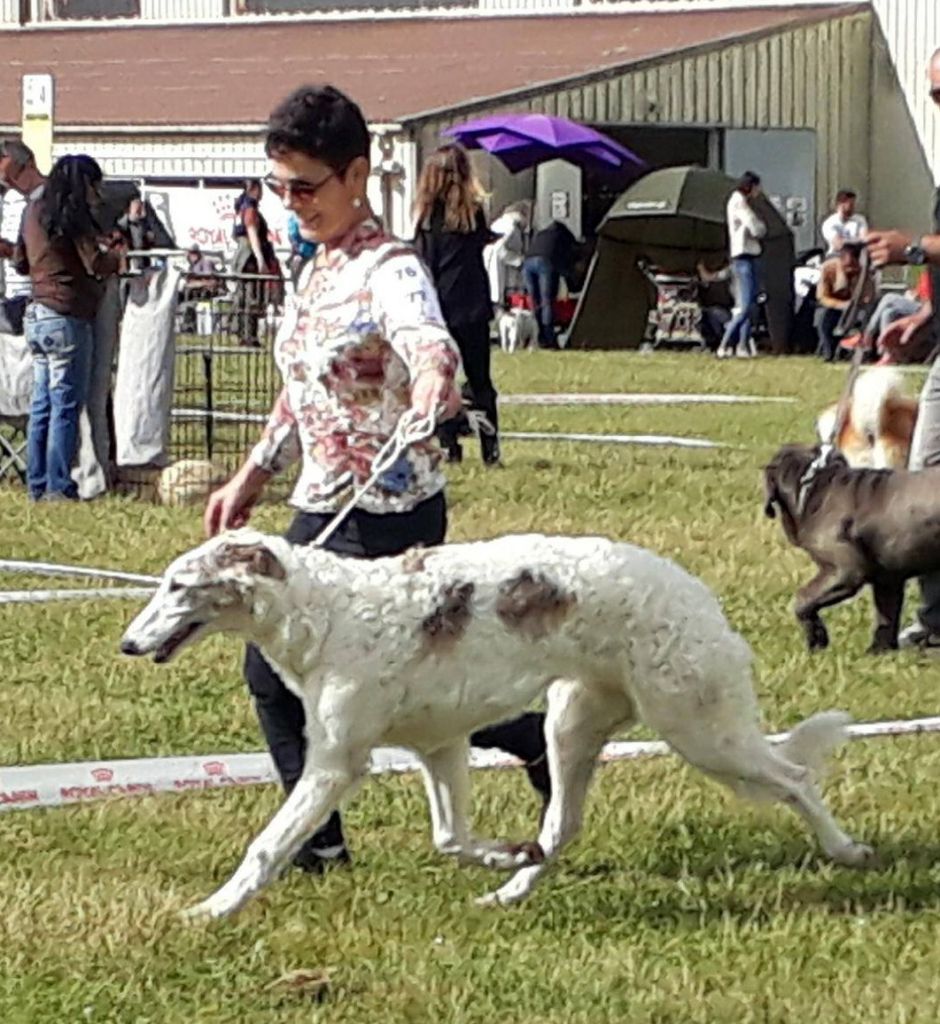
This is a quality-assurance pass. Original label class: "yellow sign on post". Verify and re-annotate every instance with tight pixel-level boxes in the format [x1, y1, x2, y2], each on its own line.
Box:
[21, 74, 54, 173]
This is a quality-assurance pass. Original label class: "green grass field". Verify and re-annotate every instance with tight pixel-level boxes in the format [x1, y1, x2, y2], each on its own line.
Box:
[3, 352, 940, 1023]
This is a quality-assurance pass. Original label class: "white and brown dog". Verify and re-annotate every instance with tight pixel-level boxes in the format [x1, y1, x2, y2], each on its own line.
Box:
[817, 367, 918, 470]
[121, 530, 873, 921]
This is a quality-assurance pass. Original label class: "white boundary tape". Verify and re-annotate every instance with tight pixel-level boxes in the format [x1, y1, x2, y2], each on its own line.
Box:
[0, 559, 160, 605]
[171, 407, 733, 449]
[0, 587, 156, 605]
[0, 560, 160, 585]
[500, 393, 795, 407]
[3, 716, 938, 814]
[502, 431, 726, 449]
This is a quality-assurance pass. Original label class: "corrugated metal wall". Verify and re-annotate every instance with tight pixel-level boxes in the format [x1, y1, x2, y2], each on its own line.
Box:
[873, 0, 939, 184]
[417, 10, 874, 226]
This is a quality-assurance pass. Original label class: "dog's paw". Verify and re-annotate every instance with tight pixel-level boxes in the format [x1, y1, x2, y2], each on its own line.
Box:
[475, 874, 536, 907]
[180, 895, 236, 923]
[831, 841, 879, 870]
[804, 620, 829, 651]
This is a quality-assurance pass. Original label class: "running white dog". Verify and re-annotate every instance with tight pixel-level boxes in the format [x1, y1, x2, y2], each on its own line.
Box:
[121, 530, 873, 921]
[498, 307, 538, 353]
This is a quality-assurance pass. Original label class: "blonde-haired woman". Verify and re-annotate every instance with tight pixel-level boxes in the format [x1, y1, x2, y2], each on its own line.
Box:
[414, 144, 500, 465]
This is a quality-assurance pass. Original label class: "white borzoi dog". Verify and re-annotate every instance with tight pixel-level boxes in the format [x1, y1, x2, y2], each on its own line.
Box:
[121, 530, 873, 921]
[498, 307, 539, 353]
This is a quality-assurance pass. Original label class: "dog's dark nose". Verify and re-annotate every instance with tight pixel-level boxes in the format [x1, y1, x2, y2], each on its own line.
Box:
[120, 638, 140, 656]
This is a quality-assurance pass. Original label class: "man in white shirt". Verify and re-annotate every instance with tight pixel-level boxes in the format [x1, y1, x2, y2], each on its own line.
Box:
[717, 170, 766, 358]
[820, 189, 868, 258]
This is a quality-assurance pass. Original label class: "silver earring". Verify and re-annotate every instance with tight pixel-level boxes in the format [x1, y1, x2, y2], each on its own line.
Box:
[351, 197, 362, 209]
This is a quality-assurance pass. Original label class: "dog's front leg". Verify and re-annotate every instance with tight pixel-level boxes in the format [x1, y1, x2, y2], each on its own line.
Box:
[183, 759, 361, 922]
[419, 742, 543, 870]
[795, 569, 864, 651]
[869, 580, 904, 653]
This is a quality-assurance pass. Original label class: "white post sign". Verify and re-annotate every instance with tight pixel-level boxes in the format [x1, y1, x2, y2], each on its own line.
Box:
[21, 73, 54, 173]
[22, 74, 54, 121]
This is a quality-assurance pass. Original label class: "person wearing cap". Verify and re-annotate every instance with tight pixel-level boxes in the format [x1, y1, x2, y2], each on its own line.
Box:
[820, 189, 868, 258]
[813, 240, 875, 361]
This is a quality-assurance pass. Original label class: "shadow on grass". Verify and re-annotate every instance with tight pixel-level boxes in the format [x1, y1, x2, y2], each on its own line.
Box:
[535, 829, 940, 928]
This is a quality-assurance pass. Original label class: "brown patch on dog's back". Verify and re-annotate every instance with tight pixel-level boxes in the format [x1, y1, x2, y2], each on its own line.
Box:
[496, 570, 576, 639]
[421, 581, 475, 647]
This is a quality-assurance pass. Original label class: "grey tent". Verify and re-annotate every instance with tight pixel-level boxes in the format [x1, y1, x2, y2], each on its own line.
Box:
[567, 166, 795, 352]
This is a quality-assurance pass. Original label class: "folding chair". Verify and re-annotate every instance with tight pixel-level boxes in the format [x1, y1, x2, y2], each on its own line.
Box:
[0, 331, 32, 486]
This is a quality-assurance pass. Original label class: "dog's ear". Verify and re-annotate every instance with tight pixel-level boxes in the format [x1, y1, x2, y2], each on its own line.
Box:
[215, 540, 287, 582]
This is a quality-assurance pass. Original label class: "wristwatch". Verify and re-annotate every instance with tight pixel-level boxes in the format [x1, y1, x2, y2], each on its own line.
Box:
[904, 239, 928, 265]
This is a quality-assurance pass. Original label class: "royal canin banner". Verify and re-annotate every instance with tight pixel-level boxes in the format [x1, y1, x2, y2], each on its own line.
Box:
[142, 186, 290, 257]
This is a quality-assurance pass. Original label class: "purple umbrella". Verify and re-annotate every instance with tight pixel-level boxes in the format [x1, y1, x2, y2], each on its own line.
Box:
[444, 113, 645, 177]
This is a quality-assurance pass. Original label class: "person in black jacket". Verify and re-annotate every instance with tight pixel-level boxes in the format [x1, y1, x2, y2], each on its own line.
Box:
[414, 145, 500, 466]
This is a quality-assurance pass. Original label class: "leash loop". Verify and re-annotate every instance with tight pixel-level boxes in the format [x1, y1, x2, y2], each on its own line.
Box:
[311, 410, 436, 548]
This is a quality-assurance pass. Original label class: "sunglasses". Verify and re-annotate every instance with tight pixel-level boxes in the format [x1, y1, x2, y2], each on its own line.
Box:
[263, 172, 335, 201]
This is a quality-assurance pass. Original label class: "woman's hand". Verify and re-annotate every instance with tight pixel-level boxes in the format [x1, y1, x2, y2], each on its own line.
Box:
[204, 462, 271, 537]
[878, 313, 924, 353]
[865, 230, 910, 268]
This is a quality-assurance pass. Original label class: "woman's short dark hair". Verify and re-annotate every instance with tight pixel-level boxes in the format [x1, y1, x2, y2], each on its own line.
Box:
[265, 85, 370, 173]
[737, 170, 761, 191]
[39, 154, 104, 242]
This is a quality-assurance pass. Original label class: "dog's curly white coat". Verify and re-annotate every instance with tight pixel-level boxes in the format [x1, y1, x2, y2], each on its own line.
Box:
[121, 530, 873, 921]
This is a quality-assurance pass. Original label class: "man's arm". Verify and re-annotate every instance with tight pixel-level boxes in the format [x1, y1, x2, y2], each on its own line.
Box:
[738, 200, 766, 241]
[821, 216, 841, 252]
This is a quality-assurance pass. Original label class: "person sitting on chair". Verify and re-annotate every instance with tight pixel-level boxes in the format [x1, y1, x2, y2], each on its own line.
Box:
[814, 241, 875, 361]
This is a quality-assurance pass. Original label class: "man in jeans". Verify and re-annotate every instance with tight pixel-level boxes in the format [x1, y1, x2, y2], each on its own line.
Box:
[867, 45, 940, 647]
[716, 171, 766, 359]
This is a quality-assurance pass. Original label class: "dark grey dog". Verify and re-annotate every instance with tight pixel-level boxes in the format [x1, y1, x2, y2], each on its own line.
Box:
[763, 444, 940, 652]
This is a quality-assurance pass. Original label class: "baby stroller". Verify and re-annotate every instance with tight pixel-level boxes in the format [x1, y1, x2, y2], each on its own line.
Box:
[639, 262, 706, 351]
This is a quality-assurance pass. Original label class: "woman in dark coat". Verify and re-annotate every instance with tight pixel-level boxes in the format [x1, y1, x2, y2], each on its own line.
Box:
[414, 145, 500, 465]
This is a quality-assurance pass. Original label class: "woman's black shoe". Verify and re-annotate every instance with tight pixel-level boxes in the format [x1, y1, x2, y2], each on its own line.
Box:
[481, 434, 501, 466]
[292, 845, 352, 875]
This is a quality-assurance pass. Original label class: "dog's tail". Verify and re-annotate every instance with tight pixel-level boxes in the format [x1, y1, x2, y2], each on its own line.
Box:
[850, 367, 906, 439]
[777, 709, 851, 781]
